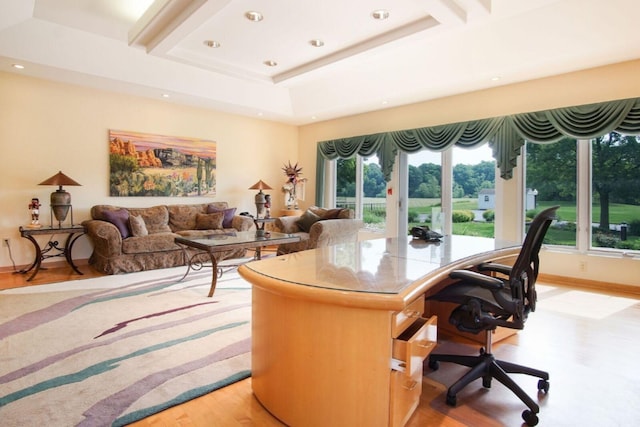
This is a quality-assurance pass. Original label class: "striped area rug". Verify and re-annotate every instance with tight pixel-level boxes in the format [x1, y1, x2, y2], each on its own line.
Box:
[0, 267, 252, 426]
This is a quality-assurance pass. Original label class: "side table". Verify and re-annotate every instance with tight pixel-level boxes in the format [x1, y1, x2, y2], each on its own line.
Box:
[253, 217, 275, 237]
[18, 225, 85, 281]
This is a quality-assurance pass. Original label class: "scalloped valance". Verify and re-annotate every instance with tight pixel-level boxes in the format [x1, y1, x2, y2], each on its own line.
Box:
[316, 97, 640, 204]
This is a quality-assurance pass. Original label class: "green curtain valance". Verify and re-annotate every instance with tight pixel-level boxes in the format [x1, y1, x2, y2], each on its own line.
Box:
[316, 97, 640, 189]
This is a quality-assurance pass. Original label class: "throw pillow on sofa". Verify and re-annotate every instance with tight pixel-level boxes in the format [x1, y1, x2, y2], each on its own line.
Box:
[196, 212, 225, 230]
[296, 209, 321, 232]
[102, 208, 130, 238]
[129, 214, 148, 237]
[207, 205, 237, 228]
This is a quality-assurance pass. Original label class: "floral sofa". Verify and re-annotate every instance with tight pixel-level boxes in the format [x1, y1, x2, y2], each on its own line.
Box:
[272, 206, 363, 255]
[82, 202, 254, 274]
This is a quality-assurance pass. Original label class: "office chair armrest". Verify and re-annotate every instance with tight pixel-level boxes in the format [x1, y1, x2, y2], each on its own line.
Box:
[449, 269, 504, 290]
[478, 262, 513, 276]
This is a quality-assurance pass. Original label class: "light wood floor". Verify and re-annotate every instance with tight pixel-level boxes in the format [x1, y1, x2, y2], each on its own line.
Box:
[2, 264, 639, 426]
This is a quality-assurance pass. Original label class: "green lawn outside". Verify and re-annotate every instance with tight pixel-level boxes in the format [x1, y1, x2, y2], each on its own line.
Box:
[535, 200, 640, 224]
[359, 197, 639, 249]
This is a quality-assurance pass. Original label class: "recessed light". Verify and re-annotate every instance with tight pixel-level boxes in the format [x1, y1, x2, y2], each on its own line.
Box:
[372, 9, 389, 20]
[309, 39, 324, 47]
[491, 76, 501, 82]
[264, 60, 278, 67]
[161, 93, 170, 98]
[245, 11, 263, 22]
[311, 116, 317, 120]
[12, 64, 24, 69]
[203, 40, 221, 48]
[381, 100, 389, 105]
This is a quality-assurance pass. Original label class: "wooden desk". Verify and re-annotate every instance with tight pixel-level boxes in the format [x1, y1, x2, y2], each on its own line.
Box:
[238, 235, 519, 427]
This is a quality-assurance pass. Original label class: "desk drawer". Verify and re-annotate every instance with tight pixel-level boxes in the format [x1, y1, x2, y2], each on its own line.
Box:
[392, 297, 424, 338]
[392, 315, 437, 377]
[389, 368, 422, 427]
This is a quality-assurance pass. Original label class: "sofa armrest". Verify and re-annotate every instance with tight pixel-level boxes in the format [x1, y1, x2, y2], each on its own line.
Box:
[308, 219, 364, 248]
[231, 215, 254, 231]
[82, 219, 123, 257]
[274, 216, 302, 234]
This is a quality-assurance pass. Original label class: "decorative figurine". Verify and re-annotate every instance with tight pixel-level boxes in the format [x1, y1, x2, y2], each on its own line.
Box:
[264, 194, 271, 218]
[282, 161, 307, 210]
[28, 197, 42, 228]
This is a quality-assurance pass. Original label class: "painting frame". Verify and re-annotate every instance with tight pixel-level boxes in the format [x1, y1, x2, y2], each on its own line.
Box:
[109, 130, 217, 197]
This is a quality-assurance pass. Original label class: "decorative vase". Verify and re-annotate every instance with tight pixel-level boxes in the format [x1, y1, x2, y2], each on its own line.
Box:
[51, 189, 71, 223]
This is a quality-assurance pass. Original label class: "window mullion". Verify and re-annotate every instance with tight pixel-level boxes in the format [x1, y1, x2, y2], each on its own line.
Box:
[577, 139, 590, 252]
[355, 156, 363, 219]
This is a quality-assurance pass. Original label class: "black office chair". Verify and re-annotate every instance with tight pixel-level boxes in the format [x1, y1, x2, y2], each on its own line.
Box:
[427, 206, 559, 427]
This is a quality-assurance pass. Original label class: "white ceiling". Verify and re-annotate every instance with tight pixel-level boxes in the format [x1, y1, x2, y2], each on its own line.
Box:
[1, 0, 639, 125]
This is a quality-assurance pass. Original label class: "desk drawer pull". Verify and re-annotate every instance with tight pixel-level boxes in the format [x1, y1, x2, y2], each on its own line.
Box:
[404, 310, 421, 318]
[417, 341, 435, 350]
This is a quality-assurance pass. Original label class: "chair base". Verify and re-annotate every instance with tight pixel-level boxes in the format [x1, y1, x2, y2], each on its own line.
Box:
[428, 346, 549, 426]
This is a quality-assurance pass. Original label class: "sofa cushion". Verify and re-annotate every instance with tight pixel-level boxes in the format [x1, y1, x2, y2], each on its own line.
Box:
[207, 205, 237, 228]
[127, 205, 172, 234]
[121, 233, 180, 254]
[167, 204, 206, 231]
[102, 208, 131, 238]
[296, 209, 321, 232]
[129, 214, 148, 237]
[195, 212, 224, 230]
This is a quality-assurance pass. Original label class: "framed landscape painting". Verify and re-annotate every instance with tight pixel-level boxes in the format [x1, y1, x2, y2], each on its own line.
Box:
[109, 130, 216, 197]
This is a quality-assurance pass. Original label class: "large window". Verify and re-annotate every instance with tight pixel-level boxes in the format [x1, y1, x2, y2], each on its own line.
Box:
[525, 133, 640, 252]
[525, 138, 578, 247]
[591, 133, 640, 251]
[407, 150, 442, 233]
[452, 145, 495, 238]
[335, 145, 496, 238]
[335, 154, 386, 232]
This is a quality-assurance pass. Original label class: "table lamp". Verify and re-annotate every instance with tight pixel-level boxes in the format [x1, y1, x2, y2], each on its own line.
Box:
[38, 171, 81, 227]
[249, 180, 272, 218]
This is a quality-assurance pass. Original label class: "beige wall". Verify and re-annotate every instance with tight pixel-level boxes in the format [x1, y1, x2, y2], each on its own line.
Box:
[297, 59, 640, 288]
[0, 72, 298, 268]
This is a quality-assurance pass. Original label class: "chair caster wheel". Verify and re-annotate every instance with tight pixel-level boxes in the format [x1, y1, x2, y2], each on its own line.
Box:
[482, 376, 492, 388]
[522, 409, 539, 426]
[445, 394, 457, 407]
[537, 379, 550, 393]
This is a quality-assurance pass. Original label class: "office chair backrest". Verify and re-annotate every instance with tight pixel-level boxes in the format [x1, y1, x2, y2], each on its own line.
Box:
[509, 206, 559, 324]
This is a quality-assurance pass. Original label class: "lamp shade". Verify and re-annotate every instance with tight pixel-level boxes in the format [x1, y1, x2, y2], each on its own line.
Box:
[38, 171, 82, 188]
[249, 180, 272, 190]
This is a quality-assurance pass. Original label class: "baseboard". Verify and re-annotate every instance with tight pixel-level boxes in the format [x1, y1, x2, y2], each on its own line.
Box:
[0, 258, 90, 274]
[538, 273, 640, 297]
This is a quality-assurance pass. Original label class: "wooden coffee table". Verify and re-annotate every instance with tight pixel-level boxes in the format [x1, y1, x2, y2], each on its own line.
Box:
[175, 231, 300, 297]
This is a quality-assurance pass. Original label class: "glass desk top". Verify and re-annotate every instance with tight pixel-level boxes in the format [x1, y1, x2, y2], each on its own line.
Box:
[241, 234, 519, 296]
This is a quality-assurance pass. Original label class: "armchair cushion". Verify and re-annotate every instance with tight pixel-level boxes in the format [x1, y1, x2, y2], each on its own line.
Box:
[296, 209, 321, 232]
[273, 207, 361, 255]
[309, 206, 353, 219]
